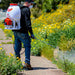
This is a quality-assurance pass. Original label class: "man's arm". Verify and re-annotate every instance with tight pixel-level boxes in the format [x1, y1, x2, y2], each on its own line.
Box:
[24, 7, 33, 35]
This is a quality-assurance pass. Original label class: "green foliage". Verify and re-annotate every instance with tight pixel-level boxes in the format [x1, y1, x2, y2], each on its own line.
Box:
[0, 21, 13, 38]
[31, 0, 69, 17]
[0, 49, 23, 75]
[4, 30, 13, 38]
[56, 58, 75, 75]
[31, 39, 43, 56]
[0, 21, 5, 30]
[47, 21, 75, 49]
[47, 29, 61, 47]
[41, 45, 54, 60]
[1, 41, 13, 44]
[31, 8, 42, 18]
[34, 0, 69, 11]
[31, 38, 54, 60]
[0, 0, 24, 9]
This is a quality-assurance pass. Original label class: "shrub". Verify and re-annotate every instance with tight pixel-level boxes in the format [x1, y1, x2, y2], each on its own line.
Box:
[0, 49, 23, 75]
[4, 29, 13, 38]
[31, 8, 42, 18]
[31, 39, 43, 56]
[0, 21, 5, 30]
[41, 45, 54, 61]
[0, 21, 13, 38]
[56, 58, 75, 75]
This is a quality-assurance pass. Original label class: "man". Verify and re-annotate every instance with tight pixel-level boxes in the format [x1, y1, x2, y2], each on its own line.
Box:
[13, 0, 35, 70]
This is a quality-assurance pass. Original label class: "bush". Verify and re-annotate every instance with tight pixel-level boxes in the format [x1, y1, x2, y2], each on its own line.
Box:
[41, 45, 54, 61]
[31, 39, 43, 56]
[0, 49, 23, 75]
[4, 29, 13, 38]
[56, 58, 75, 75]
[0, 21, 13, 38]
[34, 0, 69, 11]
[31, 8, 42, 18]
[0, 21, 5, 30]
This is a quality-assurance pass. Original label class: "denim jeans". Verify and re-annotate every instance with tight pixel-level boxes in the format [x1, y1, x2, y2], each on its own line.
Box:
[13, 31, 31, 64]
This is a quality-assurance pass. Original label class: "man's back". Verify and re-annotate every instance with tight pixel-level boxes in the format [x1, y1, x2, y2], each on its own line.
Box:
[13, 6, 33, 34]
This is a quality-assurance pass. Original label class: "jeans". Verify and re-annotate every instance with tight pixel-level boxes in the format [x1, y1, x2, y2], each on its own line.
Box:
[13, 31, 31, 64]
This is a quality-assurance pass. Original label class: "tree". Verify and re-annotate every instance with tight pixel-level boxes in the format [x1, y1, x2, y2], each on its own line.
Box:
[34, 0, 69, 11]
[0, 0, 24, 9]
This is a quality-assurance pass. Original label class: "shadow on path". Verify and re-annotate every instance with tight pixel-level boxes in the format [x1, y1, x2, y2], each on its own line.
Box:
[33, 67, 57, 70]
[22, 67, 57, 71]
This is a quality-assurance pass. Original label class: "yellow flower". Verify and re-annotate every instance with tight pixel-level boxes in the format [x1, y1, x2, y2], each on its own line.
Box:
[43, 25, 45, 27]
[45, 27, 47, 29]
[17, 57, 20, 59]
[33, 47, 35, 49]
[4, 58, 7, 60]
[46, 39, 48, 42]
[41, 38, 44, 41]
[0, 47, 2, 50]
[21, 66, 23, 69]
[32, 39, 34, 42]
[17, 57, 21, 61]
[50, 30, 53, 33]
[57, 26, 60, 29]
[34, 42, 36, 44]
[23, 61, 25, 64]
[9, 53, 14, 56]
[35, 28, 37, 30]
[0, 44, 2, 46]
[19, 58, 21, 61]
[51, 9, 54, 12]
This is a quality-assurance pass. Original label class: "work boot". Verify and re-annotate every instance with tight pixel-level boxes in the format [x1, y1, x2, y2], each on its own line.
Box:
[23, 63, 33, 70]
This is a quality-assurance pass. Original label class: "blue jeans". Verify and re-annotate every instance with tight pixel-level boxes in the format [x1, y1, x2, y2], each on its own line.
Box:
[13, 31, 31, 64]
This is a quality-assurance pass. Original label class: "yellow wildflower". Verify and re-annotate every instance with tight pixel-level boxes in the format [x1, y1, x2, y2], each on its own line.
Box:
[43, 25, 45, 27]
[4, 58, 7, 60]
[9, 53, 14, 56]
[45, 27, 47, 29]
[35, 28, 37, 30]
[46, 39, 48, 42]
[33, 47, 35, 49]
[0, 47, 2, 50]
[32, 39, 34, 42]
[34, 42, 36, 44]
[21, 66, 23, 69]
[23, 61, 25, 64]
[57, 26, 60, 29]
[50, 30, 53, 33]
[51, 9, 54, 12]
[0, 44, 2, 46]
[19, 58, 21, 61]
[41, 38, 44, 41]
[17, 57, 19, 59]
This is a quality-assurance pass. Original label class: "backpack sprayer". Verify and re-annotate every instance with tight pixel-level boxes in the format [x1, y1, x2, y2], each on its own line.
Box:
[4, 3, 21, 30]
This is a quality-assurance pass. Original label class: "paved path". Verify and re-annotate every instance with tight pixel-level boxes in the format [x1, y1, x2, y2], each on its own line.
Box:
[0, 28, 66, 75]
[0, 11, 6, 20]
